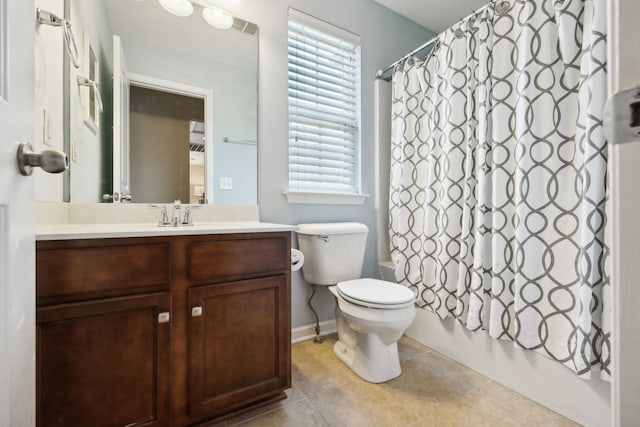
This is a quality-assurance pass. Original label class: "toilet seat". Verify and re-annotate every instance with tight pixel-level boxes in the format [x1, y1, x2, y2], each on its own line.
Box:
[336, 279, 415, 309]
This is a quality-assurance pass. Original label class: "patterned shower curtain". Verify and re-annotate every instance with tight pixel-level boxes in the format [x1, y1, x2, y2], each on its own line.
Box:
[389, 0, 610, 378]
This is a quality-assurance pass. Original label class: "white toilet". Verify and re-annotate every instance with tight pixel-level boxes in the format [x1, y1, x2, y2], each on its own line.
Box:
[296, 222, 416, 383]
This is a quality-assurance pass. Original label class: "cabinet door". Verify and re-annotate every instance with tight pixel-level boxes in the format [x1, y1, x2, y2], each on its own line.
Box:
[188, 276, 290, 419]
[37, 293, 171, 427]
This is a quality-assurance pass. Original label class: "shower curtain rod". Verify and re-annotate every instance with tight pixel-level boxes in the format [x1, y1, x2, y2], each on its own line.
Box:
[375, 0, 510, 82]
[375, 36, 438, 82]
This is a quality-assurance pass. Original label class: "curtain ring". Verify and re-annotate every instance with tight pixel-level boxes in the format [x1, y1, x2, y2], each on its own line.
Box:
[467, 10, 480, 33]
[553, 0, 567, 10]
[493, 0, 510, 14]
[423, 40, 441, 63]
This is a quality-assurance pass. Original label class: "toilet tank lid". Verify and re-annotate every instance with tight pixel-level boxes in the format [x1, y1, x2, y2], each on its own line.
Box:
[296, 222, 369, 236]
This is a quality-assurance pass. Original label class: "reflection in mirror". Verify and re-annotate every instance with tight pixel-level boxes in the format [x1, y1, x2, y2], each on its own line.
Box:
[65, 0, 258, 205]
[129, 85, 204, 204]
[189, 120, 206, 204]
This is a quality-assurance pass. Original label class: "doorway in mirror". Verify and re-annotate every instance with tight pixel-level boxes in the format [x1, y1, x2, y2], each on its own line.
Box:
[129, 84, 206, 204]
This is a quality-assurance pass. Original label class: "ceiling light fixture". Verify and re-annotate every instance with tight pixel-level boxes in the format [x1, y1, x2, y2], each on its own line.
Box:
[158, 0, 240, 30]
[202, 6, 234, 29]
[158, 0, 194, 17]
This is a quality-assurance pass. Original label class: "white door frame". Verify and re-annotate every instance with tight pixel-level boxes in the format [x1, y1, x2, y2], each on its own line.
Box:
[113, 35, 131, 200]
[127, 72, 214, 204]
[608, 0, 640, 425]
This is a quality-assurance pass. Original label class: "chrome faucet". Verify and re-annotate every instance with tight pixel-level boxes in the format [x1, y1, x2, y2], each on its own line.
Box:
[182, 206, 194, 226]
[158, 206, 170, 226]
[152, 201, 196, 227]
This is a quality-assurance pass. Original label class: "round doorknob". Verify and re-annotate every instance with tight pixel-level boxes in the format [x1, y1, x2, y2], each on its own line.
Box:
[17, 142, 69, 176]
[102, 193, 133, 203]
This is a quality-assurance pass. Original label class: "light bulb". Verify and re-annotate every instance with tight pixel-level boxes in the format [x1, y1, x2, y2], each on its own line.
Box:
[158, 0, 194, 17]
[202, 7, 233, 29]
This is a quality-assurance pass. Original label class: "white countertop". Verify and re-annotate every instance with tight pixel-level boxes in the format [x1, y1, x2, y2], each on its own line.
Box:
[36, 222, 297, 241]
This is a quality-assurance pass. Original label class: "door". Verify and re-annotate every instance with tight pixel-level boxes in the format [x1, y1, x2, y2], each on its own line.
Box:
[610, 0, 640, 425]
[0, 0, 36, 425]
[37, 293, 171, 427]
[113, 34, 131, 200]
[188, 276, 290, 420]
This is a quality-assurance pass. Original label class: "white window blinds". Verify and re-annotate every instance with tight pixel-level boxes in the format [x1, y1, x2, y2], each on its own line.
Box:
[288, 9, 361, 194]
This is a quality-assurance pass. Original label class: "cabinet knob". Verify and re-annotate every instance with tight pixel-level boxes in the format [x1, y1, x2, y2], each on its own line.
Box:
[191, 306, 203, 317]
[158, 312, 171, 323]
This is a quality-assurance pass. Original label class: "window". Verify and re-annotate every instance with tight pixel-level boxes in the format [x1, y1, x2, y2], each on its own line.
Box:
[287, 9, 362, 197]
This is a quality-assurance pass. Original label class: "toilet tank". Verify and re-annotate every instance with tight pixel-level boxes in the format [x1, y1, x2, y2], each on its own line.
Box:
[296, 222, 369, 286]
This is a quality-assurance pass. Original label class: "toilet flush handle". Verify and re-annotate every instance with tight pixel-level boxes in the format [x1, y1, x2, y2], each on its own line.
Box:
[317, 235, 329, 242]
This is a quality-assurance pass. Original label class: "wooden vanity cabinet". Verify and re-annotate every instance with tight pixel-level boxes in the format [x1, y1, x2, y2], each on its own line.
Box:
[36, 231, 292, 427]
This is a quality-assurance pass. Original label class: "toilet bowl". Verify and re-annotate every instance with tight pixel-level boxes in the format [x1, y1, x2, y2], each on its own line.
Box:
[329, 278, 415, 383]
[296, 222, 417, 383]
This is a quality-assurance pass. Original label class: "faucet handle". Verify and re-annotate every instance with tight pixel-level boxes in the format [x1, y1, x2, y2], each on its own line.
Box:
[159, 206, 170, 226]
[182, 207, 193, 226]
[148, 204, 172, 226]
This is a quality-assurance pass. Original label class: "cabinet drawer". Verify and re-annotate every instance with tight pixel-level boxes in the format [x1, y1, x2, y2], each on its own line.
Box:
[37, 243, 171, 304]
[188, 237, 288, 283]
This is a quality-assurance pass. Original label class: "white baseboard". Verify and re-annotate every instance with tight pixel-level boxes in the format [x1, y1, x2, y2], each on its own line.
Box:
[291, 319, 337, 344]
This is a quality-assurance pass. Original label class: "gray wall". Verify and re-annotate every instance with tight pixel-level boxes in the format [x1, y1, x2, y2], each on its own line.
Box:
[35, 0, 65, 201]
[236, 0, 434, 329]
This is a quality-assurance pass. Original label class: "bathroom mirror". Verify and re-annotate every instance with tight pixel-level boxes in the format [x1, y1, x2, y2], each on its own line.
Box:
[65, 0, 258, 204]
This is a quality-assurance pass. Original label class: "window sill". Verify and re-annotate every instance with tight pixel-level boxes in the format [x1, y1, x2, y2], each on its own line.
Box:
[283, 191, 369, 205]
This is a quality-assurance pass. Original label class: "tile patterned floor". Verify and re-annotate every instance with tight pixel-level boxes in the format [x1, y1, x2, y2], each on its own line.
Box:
[212, 335, 578, 427]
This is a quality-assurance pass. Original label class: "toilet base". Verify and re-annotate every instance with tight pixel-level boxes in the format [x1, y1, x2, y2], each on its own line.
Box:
[333, 332, 402, 383]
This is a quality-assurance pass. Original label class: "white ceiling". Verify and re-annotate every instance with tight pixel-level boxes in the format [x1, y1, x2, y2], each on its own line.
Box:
[372, 0, 489, 33]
